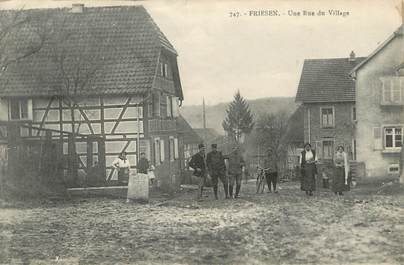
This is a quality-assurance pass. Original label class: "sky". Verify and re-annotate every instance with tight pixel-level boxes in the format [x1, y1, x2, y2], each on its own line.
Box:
[0, 0, 402, 105]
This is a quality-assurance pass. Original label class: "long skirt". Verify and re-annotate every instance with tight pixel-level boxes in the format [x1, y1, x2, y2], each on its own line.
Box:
[301, 163, 316, 191]
[332, 166, 350, 192]
[118, 168, 129, 184]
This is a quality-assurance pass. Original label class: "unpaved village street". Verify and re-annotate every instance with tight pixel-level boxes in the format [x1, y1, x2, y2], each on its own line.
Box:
[1, 181, 404, 265]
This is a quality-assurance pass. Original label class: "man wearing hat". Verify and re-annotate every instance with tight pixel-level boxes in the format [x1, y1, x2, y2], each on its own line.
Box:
[206, 143, 228, 199]
[189, 143, 207, 200]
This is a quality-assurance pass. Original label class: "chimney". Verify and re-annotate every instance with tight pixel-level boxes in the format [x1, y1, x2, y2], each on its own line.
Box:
[349, 50, 356, 62]
[71, 3, 84, 13]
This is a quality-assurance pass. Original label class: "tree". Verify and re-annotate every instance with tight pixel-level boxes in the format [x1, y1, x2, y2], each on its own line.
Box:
[253, 111, 289, 167]
[0, 9, 51, 77]
[222, 91, 254, 143]
[43, 17, 118, 135]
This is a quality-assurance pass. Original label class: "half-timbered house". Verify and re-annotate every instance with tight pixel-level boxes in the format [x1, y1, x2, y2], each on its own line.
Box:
[0, 5, 184, 190]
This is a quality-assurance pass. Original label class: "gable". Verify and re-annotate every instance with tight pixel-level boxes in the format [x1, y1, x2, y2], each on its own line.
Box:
[350, 25, 403, 77]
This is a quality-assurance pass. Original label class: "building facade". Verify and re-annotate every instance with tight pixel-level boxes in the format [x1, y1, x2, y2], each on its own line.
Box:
[0, 5, 185, 190]
[295, 55, 365, 163]
[351, 25, 404, 177]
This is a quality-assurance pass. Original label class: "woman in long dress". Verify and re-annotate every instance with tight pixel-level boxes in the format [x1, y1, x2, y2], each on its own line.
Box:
[112, 152, 130, 185]
[300, 143, 318, 196]
[333, 146, 350, 195]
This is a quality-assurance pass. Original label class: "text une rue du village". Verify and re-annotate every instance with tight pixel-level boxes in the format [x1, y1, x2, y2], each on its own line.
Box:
[229, 9, 350, 18]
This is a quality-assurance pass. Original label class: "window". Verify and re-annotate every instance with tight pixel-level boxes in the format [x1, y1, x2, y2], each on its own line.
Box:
[152, 93, 160, 117]
[168, 137, 179, 161]
[384, 127, 402, 149]
[160, 94, 167, 117]
[320, 107, 334, 128]
[352, 106, 356, 121]
[322, 140, 334, 159]
[382, 78, 403, 103]
[10, 99, 31, 120]
[160, 62, 169, 78]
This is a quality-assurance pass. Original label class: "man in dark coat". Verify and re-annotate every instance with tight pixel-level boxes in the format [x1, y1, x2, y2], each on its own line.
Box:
[189, 143, 207, 200]
[226, 146, 245, 198]
[207, 144, 228, 199]
[263, 150, 278, 193]
[137, 152, 149, 174]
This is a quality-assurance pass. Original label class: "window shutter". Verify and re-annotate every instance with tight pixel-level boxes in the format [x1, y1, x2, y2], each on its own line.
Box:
[160, 63, 164, 76]
[373, 127, 383, 150]
[164, 63, 169, 77]
[172, 97, 179, 117]
[160, 139, 165, 162]
[174, 138, 179, 159]
[167, 96, 172, 117]
[315, 141, 322, 159]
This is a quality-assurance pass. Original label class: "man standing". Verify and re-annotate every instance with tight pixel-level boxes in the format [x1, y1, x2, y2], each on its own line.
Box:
[227, 146, 245, 198]
[206, 144, 228, 199]
[189, 143, 207, 200]
[264, 150, 278, 193]
[137, 152, 149, 174]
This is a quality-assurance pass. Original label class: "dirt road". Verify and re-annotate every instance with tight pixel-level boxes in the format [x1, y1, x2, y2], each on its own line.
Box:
[1, 181, 404, 265]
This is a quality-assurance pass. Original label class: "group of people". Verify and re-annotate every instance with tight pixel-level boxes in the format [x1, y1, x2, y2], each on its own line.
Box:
[189, 141, 351, 200]
[111, 141, 351, 200]
[299, 143, 350, 196]
[112, 151, 154, 185]
[189, 143, 246, 200]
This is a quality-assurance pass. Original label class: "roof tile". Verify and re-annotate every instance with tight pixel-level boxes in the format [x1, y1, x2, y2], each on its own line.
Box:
[0, 5, 176, 97]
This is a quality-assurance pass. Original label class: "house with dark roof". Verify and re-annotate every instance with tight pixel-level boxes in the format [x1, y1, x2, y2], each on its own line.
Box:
[0, 4, 184, 189]
[295, 52, 366, 162]
[350, 25, 403, 178]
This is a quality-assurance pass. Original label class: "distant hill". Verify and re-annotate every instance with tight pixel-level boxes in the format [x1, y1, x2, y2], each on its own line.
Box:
[180, 97, 298, 134]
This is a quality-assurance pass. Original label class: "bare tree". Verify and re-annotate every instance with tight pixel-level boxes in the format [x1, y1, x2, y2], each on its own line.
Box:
[47, 18, 115, 134]
[253, 111, 289, 166]
[0, 9, 52, 75]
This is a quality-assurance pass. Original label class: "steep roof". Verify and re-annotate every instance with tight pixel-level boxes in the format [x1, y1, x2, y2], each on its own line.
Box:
[0, 5, 182, 98]
[176, 115, 203, 144]
[295, 57, 366, 103]
[193, 128, 221, 142]
[350, 25, 403, 76]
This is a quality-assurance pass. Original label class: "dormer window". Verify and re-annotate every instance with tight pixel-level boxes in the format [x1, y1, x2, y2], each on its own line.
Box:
[159, 62, 169, 78]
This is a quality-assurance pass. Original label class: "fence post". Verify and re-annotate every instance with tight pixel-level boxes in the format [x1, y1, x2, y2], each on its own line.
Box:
[68, 134, 78, 187]
[97, 138, 106, 184]
[86, 137, 93, 187]
[40, 130, 53, 183]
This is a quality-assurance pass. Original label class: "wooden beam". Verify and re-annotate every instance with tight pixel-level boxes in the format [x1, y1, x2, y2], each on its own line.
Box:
[111, 97, 132, 134]
[36, 96, 54, 136]
[100, 96, 105, 136]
